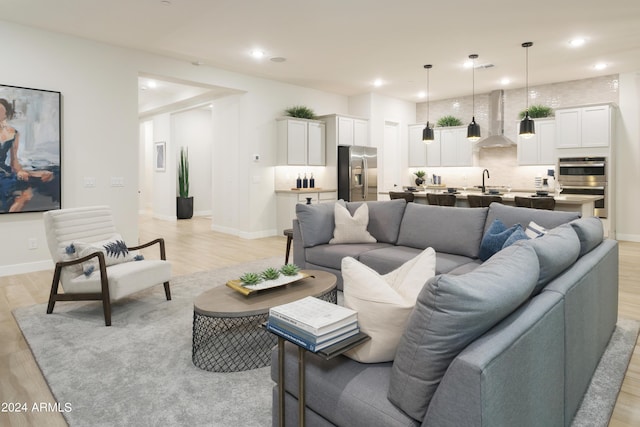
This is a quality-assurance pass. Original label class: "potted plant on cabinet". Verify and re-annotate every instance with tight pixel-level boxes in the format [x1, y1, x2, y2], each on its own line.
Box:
[177, 146, 193, 219]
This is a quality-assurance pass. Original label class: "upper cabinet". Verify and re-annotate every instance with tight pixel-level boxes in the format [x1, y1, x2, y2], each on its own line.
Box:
[408, 125, 465, 167]
[439, 126, 473, 166]
[555, 104, 613, 149]
[277, 117, 326, 166]
[319, 114, 369, 147]
[517, 119, 556, 165]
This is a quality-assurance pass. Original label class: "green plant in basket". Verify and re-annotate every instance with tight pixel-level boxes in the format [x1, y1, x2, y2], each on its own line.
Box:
[519, 104, 553, 119]
[261, 267, 281, 281]
[284, 105, 316, 119]
[240, 272, 262, 286]
[280, 264, 300, 276]
[437, 115, 463, 127]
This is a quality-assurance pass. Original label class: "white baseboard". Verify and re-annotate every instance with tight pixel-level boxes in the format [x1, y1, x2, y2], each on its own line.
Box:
[0, 260, 53, 277]
[210, 224, 277, 239]
[614, 233, 640, 243]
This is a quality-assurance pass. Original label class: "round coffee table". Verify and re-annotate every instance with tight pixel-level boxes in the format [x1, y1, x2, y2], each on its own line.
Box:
[192, 269, 337, 372]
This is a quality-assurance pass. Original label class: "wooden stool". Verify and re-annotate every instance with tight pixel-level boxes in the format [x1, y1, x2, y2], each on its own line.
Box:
[283, 228, 293, 264]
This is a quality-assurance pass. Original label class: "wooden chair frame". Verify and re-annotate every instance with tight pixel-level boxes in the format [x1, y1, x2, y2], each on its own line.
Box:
[47, 238, 171, 326]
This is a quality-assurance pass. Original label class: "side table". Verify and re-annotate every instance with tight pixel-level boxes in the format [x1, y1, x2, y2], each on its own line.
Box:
[268, 327, 370, 427]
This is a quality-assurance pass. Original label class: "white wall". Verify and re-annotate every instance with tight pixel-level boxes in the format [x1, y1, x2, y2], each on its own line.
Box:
[0, 19, 347, 273]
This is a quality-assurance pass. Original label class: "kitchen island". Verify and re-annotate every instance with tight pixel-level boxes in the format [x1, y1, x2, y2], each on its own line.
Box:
[385, 190, 603, 219]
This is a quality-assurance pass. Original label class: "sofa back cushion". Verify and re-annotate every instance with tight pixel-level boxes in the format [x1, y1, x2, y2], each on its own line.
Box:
[396, 204, 488, 258]
[569, 216, 604, 256]
[387, 243, 540, 421]
[517, 223, 581, 294]
[484, 203, 580, 234]
[296, 202, 338, 248]
[346, 200, 407, 244]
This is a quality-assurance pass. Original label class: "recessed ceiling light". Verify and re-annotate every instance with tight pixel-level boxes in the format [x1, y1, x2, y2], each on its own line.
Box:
[270, 57, 286, 63]
[569, 38, 586, 47]
[160, 0, 171, 6]
[147, 80, 157, 89]
[417, 91, 426, 99]
[373, 79, 383, 87]
[594, 62, 607, 70]
[250, 50, 266, 59]
[192, 61, 204, 66]
[463, 60, 474, 68]
[500, 78, 511, 85]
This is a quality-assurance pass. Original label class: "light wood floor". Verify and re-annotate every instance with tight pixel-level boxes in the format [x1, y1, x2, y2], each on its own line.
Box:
[0, 215, 639, 426]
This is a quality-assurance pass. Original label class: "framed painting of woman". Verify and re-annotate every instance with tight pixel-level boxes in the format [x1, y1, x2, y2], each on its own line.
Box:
[0, 84, 61, 214]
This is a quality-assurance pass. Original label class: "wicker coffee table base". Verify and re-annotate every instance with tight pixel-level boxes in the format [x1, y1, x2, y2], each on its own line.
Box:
[192, 288, 337, 372]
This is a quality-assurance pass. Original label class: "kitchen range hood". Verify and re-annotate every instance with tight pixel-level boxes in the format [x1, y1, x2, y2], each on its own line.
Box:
[475, 90, 517, 148]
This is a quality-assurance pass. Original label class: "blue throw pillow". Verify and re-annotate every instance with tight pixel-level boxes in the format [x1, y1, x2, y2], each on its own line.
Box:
[479, 219, 520, 261]
[502, 226, 529, 249]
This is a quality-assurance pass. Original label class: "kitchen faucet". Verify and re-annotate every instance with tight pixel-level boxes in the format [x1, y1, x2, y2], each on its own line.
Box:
[482, 169, 490, 193]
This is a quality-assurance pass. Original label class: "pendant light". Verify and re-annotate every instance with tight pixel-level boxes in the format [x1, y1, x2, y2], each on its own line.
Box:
[422, 64, 434, 143]
[519, 42, 535, 139]
[467, 54, 481, 141]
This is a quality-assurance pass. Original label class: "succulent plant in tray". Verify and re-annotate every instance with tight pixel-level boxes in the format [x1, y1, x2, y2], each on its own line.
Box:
[280, 264, 301, 276]
[261, 267, 281, 281]
[239, 272, 262, 287]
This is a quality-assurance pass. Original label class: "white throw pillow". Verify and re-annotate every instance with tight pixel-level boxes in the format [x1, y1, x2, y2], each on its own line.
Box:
[342, 247, 437, 363]
[525, 221, 547, 239]
[329, 203, 376, 244]
[72, 234, 137, 276]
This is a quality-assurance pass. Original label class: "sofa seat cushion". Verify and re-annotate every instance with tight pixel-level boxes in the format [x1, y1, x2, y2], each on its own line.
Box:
[345, 200, 407, 244]
[358, 246, 476, 276]
[396, 203, 488, 259]
[388, 243, 540, 421]
[271, 343, 419, 427]
[305, 243, 393, 271]
[484, 202, 580, 234]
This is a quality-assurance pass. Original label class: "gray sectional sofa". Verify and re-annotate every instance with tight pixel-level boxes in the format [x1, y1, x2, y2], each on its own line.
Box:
[271, 200, 619, 427]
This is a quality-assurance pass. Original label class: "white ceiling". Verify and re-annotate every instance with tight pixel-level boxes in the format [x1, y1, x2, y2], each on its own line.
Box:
[3, 0, 640, 105]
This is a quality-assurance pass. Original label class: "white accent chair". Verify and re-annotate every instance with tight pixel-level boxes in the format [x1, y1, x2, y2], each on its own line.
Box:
[43, 205, 172, 326]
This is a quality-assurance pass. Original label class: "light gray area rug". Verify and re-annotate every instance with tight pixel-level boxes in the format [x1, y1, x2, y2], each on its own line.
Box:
[13, 257, 640, 427]
[571, 317, 640, 427]
[13, 256, 284, 427]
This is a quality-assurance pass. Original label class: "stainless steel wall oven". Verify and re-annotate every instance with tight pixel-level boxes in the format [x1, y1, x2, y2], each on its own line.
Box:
[558, 157, 607, 218]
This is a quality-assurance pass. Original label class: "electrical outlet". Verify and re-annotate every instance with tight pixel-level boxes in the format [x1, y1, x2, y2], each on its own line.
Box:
[28, 238, 38, 250]
[253, 154, 260, 161]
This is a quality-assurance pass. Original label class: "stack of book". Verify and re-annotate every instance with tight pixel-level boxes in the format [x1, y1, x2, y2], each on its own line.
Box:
[266, 296, 360, 352]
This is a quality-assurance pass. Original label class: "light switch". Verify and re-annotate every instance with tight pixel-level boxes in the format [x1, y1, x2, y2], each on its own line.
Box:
[83, 177, 96, 187]
[110, 177, 125, 187]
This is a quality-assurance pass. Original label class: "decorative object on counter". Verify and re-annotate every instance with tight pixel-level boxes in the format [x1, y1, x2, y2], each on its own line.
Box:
[284, 105, 316, 119]
[296, 173, 302, 189]
[177, 146, 194, 219]
[534, 176, 543, 189]
[466, 54, 481, 142]
[436, 115, 463, 127]
[546, 169, 556, 192]
[303, 173, 308, 188]
[519, 104, 553, 119]
[310, 173, 315, 188]
[422, 64, 435, 143]
[519, 42, 536, 139]
[306, 197, 312, 205]
[414, 170, 426, 186]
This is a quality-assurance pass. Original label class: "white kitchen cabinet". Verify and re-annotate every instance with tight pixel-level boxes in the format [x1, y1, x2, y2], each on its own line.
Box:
[439, 127, 472, 166]
[277, 117, 326, 166]
[555, 104, 612, 149]
[426, 129, 442, 167]
[517, 119, 556, 165]
[408, 124, 427, 167]
[276, 191, 337, 233]
[319, 114, 370, 148]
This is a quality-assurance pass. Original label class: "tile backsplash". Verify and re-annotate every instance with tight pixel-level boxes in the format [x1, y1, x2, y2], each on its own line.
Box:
[412, 74, 619, 189]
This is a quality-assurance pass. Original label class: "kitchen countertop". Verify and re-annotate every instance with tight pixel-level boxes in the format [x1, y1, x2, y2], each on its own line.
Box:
[400, 190, 603, 205]
[275, 188, 337, 194]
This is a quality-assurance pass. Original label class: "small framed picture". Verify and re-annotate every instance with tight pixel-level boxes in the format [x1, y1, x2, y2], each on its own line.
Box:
[154, 141, 166, 172]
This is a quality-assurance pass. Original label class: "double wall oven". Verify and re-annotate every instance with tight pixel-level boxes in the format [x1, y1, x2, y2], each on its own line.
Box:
[558, 157, 607, 218]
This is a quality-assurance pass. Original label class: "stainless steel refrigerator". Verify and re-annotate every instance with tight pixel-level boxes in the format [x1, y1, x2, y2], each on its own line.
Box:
[337, 145, 377, 202]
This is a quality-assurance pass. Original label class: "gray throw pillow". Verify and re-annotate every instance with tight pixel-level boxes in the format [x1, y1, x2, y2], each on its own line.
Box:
[518, 223, 581, 294]
[484, 202, 580, 234]
[346, 199, 407, 244]
[296, 201, 343, 248]
[388, 243, 539, 421]
[569, 216, 604, 256]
